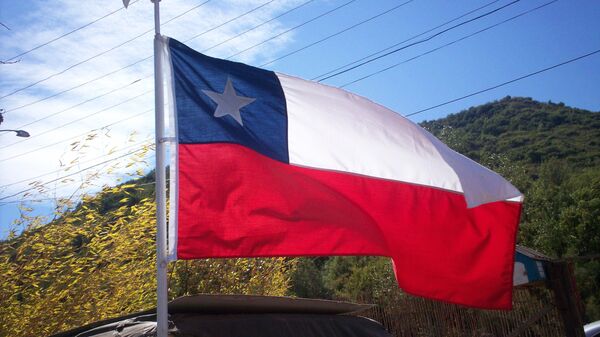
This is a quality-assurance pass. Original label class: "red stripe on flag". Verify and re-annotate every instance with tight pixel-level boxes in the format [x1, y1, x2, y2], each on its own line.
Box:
[177, 143, 521, 309]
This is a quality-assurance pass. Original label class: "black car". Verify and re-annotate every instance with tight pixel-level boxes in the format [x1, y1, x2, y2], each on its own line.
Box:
[49, 294, 392, 337]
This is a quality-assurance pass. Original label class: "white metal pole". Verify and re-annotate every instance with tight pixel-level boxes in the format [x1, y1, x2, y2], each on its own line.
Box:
[152, 0, 169, 336]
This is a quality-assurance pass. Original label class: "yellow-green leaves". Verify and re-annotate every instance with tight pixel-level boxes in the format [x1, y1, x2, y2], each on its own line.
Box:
[0, 180, 296, 337]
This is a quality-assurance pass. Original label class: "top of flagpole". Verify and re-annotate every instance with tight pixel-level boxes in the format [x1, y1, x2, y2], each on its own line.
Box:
[153, 0, 161, 35]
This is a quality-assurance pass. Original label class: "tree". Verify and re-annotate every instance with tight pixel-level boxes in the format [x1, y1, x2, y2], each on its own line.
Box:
[322, 256, 398, 303]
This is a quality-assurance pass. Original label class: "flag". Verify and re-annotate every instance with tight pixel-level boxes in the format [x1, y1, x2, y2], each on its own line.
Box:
[162, 37, 523, 309]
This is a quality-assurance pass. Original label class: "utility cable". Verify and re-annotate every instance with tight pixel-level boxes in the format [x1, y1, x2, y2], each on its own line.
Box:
[7, 78, 145, 132]
[316, 0, 520, 82]
[0, 0, 299, 153]
[203, 0, 316, 53]
[0, 90, 152, 151]
[0, 0, 211, 101]
[311, 0, 503, 81]
[0, 0, 581, 196]
[183, 0, 276, 43]
[1, 0, 348, 147]
[2, 58, 152, 114]
[340, 0, 559, 88]
[226, 0, 357, 59]
[5, 0, 141, 62]
[0, 146, 151, 201]
[405, 48, 600, 117]
[1, 0, 282, 114]
[0, 138, 153, 190]
[0, 107, 152, 162]
[0, 178, 163, 206]
[260, 0, 414, 67]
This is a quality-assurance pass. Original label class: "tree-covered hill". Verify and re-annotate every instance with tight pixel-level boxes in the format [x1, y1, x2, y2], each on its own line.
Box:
[421, 96, 600, 175]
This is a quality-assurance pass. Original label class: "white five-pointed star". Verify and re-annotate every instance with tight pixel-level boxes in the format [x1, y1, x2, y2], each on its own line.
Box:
[202, 77, 256, 126]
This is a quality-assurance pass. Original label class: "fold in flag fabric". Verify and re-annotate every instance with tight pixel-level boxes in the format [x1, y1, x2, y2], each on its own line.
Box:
[162, 37, 523, 309]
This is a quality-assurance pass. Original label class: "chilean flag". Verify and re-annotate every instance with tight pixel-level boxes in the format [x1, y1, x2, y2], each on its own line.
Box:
[162, 37, 523, 309]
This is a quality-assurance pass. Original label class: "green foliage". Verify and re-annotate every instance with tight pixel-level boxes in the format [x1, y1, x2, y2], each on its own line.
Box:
[322, 256, 397, 303]
[421, 96, 600, 176]
[288, 258, 331, 298]
[518, 166, 600, 321]
[0, 175, 295, 336]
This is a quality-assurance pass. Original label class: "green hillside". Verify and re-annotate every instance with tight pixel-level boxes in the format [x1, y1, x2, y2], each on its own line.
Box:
[421, 96, 600, 175]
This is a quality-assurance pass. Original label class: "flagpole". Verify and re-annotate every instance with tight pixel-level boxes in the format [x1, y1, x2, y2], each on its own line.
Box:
[152, 0, 169, 336]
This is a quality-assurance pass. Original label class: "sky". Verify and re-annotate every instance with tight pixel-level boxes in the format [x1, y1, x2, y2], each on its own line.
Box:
[0, 0, 599, 237]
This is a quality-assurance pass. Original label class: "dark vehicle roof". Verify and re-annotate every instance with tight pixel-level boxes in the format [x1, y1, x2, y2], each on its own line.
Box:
[49, 295, 389, 337]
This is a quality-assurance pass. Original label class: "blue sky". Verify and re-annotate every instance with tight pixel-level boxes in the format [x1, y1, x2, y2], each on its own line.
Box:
[0, 0, 599, 236]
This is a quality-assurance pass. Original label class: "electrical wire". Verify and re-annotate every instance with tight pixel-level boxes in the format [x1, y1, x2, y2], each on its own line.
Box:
[260, 0, 414, 67]
[316, 0, 520, 82]
[203, 0, 316, 53]
[5, 0, 141, 61]
[4, 47, 598, 201]
[0, 138, 153, 190]
[0, 0, 211, 101]
[226, 0, 357, 59]
[1, 0, 282, 114]
[2, 58, 153, 114]
[9, 78, 145, 131]
[0, 179, 162, 206]
[0, 146, 152, 202]
[183, 0, 276, 43]
[0, 90, 152, 151]
[0, 107, 153, 162]
[0, 0, 355, 153]
[311, 0, 503, 81]
[339, 0, 559, 88]
[0, 1, 316, 156]
[404, 48, 600, 118]
[1, 0, 594, 203]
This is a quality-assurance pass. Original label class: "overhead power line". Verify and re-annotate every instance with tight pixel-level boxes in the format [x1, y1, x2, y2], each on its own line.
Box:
[226, 0, 357, 59]
[1, 0, 351, 148]
[5, 0, 140, 61]
[0, 0, 540, 156]
[260, 0, 415, 67]
[10, 79, 144, 131]
[0, 138, 153, 190]
[0, 0, 211, 101]
[340, 0, 559, 88]
[405, 48, 600, 118]
[0, 90, 152, 151]
[0, 146, 151, 202]
[311, 0, 504, 81]
[2, 59, 152, 114]
[0, 108, 153, 162]
[1, 0, 284, 114]
[0, 0, 318, 156]
[203, 0, 316, 53]
[317, 0, 520, 82]
[0, 178, 163, 206]
[183, 0, 277, 43]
